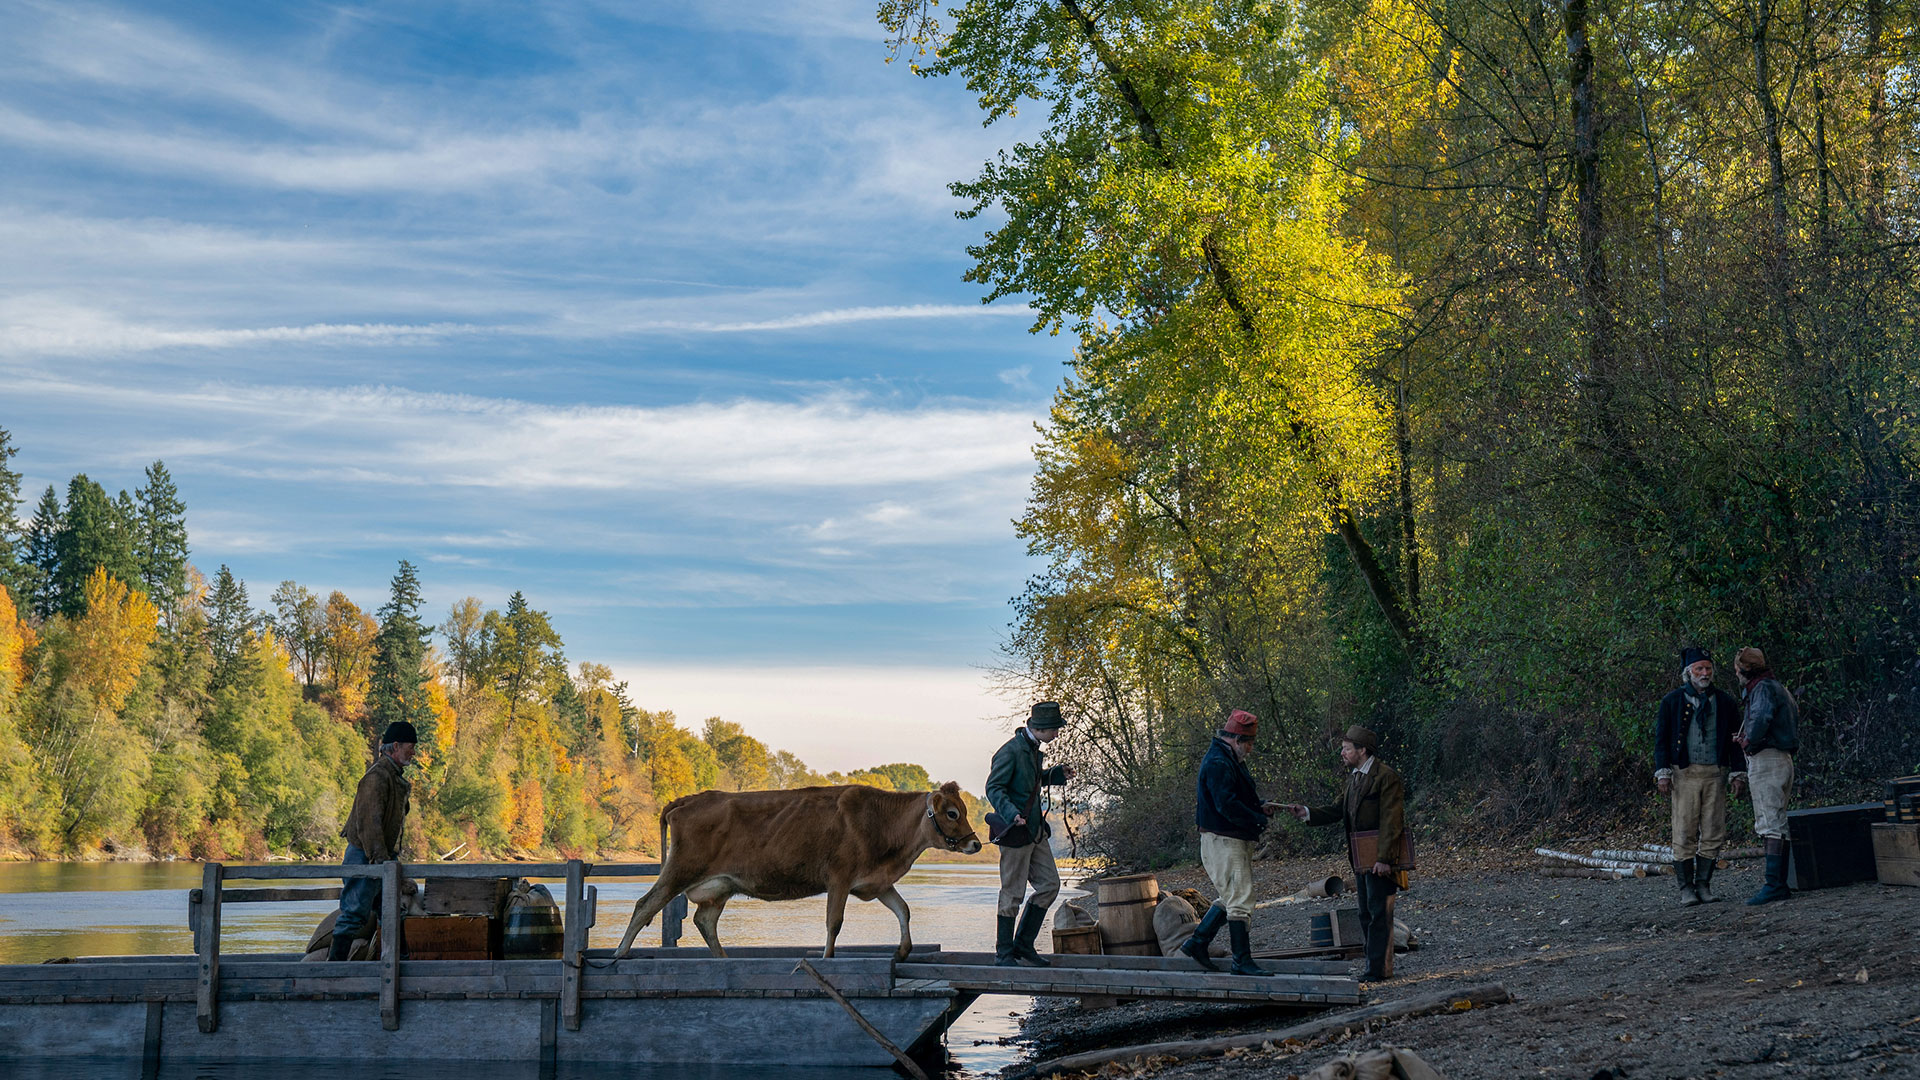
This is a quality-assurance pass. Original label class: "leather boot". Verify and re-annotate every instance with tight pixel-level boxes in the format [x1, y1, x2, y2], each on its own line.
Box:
[994, 914, 1019, 966]
[327, 933, 355, 962]
[1675, 858, 1700, 906]
[1226, 919, 1269, 977]
[1011, 903, 1052, 967]
[1179, 903, 1227, 971]
[1746, 837, 1792, 905]
[1694, 854, 1719, 903]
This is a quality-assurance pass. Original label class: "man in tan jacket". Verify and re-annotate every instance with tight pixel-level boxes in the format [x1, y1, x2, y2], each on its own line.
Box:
[1283, 726, 1409, 982]
[328, 721, 417, 961]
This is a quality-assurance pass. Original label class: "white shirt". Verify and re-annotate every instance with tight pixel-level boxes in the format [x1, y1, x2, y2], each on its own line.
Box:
[1354, 756, 1374, 776]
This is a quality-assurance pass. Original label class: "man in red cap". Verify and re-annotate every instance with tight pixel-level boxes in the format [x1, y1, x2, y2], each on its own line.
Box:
[1178, 709, 1282, 976]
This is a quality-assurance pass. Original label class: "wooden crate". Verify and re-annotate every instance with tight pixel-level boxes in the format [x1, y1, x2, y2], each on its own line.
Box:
[403, 914, 492, 960]
[1785, 802, 1886, 890]
[1051, 925, 1102, 955]
[1887, 776, 1920, 825]
[421, 875, 511, 916]
[1872, 823, 1920, 887]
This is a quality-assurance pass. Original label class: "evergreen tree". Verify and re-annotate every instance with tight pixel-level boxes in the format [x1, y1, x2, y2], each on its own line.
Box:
[22, 485, 64, 620]
[205, 564, 259, 695]
[54, 475, 138, 616]
[134, 461, 190, 623]
[367, 560, 435, 745]
[0, 427, 21, 597]
[495, 590, 564, 728]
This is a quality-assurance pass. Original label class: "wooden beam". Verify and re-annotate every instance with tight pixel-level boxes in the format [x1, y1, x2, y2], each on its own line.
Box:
[561, 859, 587, 1032]
[380, 860, 400, 1031]
[919, 951, 1348, 975]
[1015, 981, 1513, 1079]
[195, 862, 221, 1033]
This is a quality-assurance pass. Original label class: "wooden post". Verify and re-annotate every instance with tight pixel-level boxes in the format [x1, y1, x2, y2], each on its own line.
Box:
[663, 892, 686, 948]
[195, 862, 222, 1033]
[381, 860, 400, 1031]
[562, 859, 588, 1031]
[188, 888, 203, 954]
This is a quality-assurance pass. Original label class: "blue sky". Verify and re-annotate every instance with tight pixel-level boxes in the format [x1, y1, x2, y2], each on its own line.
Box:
[0, 0, 1064, 784]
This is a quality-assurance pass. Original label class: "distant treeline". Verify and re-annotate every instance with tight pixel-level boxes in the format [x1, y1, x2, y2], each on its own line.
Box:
[885, 0, 1920, 864]
[0, 428, 976, 860]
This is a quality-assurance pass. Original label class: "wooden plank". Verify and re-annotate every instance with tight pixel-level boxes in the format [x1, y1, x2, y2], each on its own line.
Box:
[919, 951, 1346, 975]
[580, 943, 936, 959]
[195, 862, 222, 1033]
[221, 886, 342, 904]
[897, 962, 1348, 992]
[663, 891, 686, 949]
[584, 862, 663, 877]
[380, 860, 400, 1030]
[561, 859, 587, 1032]
[220, 862, 576, 880]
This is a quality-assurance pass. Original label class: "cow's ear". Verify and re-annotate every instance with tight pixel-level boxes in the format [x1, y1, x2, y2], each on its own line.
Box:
[940, 781, 960, 795]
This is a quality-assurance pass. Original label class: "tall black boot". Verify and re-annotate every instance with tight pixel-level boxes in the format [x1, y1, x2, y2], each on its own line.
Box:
[1675, 857, 1700, 906]
[1226, 919, 1269, 977]
[327, 933, 355, 962]
[994, 914, 1019, 966]
[1694, 854, 1720, 903]
[1746, 837, 1792, 905]
[1012, 903, 1052, 967]
[1180, 903, 1227, 971]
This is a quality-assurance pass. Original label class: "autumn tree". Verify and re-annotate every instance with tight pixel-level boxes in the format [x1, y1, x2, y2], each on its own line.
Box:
[269, 581, 325, 691]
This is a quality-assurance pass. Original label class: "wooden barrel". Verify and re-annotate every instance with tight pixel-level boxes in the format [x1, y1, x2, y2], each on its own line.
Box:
[1094, 873, 1160, 956]
[1050, 925, 1103, 955]
[502, 898, 563, 959]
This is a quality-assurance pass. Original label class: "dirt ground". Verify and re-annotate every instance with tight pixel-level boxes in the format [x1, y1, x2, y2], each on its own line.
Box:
[1009, 847, 1920, 1079]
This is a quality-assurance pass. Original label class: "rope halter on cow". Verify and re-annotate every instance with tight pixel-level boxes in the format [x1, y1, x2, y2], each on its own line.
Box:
[925, 792, 974, 852]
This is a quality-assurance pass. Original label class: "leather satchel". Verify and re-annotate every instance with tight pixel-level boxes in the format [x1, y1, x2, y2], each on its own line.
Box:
[1349, 828, 1416, 874]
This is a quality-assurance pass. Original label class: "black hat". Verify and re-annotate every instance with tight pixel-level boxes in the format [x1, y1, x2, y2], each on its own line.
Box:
[381, 721, 419, 745]
[1680, 647, 1711, 668]
[1028, 702, 1065, 729]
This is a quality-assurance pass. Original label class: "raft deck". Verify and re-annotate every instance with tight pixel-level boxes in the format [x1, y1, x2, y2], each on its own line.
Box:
[0, 859, 1359, 1068]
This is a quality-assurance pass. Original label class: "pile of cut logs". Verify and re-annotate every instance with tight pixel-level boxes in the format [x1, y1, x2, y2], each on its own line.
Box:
[1533, 843, 1766, 880]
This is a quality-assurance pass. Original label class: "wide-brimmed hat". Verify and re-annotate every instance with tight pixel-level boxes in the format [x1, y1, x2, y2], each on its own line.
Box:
[1028, 701, 1065, 729]
[1343, 725, 1377, 751]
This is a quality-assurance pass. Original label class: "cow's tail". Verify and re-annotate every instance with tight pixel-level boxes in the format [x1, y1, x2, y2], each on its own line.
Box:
[614, 797, 690, 959]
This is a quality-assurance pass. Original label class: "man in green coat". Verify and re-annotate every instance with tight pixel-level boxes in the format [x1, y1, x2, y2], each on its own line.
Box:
[985, 701, 1075, 967]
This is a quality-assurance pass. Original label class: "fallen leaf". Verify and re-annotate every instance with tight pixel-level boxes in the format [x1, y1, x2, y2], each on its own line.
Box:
[1790, 979, 1804, 988]
[1853, 968, 1870, 984]
[1450, 999, 1474, 1011]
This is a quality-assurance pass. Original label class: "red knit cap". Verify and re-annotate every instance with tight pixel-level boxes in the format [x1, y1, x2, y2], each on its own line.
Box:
[1224, 710, 1259, 737]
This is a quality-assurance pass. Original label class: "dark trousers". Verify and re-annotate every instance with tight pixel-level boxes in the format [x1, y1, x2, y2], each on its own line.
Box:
[1355, 870, 1399, 978]
[333, 843, 381, 943]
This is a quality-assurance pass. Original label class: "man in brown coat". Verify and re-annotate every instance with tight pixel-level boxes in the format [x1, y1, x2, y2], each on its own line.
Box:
[328, 721, 417, 961]
[1283, 726, 1408, 982]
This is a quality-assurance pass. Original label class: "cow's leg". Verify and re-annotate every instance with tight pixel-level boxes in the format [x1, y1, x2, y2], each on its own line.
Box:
[615, 871, 694, 958]
[821, 885, 850, 959]
[690, 895, 731, 958]
[877, 885, 913, 962]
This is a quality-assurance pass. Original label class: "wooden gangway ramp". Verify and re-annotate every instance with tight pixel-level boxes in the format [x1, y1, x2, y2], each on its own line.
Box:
[896, 951, 1361, 1006]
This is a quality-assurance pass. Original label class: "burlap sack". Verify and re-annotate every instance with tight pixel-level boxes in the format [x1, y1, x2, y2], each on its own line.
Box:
[1152, 891, 1225, 957]
[1052, 901, 1096, 931]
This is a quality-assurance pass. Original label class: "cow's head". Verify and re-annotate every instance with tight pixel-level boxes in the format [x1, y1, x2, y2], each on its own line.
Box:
[926, 781, 982, 854]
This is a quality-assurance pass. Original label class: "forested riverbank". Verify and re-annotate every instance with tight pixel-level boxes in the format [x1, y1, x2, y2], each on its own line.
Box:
[883, 0, 1920, 866]
[0, 430, 982, 862]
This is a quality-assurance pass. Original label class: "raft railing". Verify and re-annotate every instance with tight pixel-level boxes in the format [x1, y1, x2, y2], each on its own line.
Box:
[187, 860, 685, 1034]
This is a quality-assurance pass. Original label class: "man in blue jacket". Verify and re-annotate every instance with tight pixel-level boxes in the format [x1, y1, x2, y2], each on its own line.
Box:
[1178, 709, 1280, 977]
[1734, 647, 1799, 905]
[1654, 647, 1747, 905]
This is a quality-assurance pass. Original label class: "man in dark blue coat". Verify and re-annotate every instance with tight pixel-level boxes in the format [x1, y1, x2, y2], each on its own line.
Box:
[1178, 709, 1279, 976]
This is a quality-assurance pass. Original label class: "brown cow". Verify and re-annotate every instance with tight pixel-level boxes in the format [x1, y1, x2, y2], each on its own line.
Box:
[615, 781, 981, 961]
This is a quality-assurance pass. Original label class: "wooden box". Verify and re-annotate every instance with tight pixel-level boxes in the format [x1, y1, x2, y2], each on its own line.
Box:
[403, 914, 492, 960]
[1051, 925, 1102, 955]
[1785, 802, 1886, 890]
[421, 876, 511, 916]
[1872, 823, 1920, 887]
[1309, 908, 1363, 949]
[1887, 776, 1920, 825]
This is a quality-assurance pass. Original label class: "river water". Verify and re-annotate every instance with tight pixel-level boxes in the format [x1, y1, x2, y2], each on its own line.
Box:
[0, 859, 1072, 1079]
